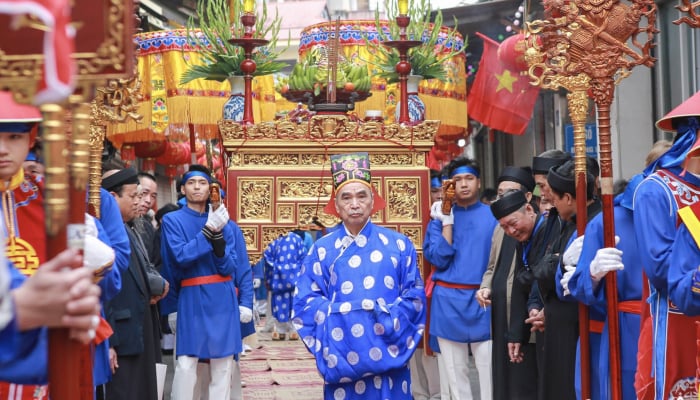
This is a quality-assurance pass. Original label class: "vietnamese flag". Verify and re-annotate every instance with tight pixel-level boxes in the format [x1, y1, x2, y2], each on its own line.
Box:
[467, 32, 540, 135]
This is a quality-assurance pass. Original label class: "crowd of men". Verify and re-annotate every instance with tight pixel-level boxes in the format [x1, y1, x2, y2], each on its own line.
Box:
[1, 85, 700, 400]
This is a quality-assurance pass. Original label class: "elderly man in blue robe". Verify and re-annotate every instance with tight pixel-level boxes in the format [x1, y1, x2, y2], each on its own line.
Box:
[292, 152, 426, 400]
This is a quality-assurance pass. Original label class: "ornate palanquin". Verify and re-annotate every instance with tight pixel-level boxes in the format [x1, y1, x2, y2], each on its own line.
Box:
[220, 116, 438, 274]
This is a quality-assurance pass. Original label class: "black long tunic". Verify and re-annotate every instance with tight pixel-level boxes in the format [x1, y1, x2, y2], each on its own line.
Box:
[531, 200, 602, 400]
[105, 227, 160, 400]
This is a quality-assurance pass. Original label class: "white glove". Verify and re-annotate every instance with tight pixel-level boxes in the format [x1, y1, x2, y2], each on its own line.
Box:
[239, 306, 253, 323]
[430, 201, 454, 226]
[206, 204, 230, 232]
[85, 214, 99, 238]
[590, 245, 624, 282]
[560, 264, 576, 296]
[83, 215, 115, 281]
[562, 235, 585, 266]
[253, 278, 261, 289]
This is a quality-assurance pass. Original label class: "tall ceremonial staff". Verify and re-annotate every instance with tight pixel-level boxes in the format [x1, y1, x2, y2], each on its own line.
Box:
[525, 0, 657, 398]
[0, 1, 136, 398]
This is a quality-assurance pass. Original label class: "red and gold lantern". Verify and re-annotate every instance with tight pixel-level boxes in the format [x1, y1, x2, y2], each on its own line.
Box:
[156, 141, 190, 179]
[134, 141, 167, 173]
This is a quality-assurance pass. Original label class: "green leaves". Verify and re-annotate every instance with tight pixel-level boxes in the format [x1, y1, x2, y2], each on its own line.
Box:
[365, 0, 465, 83]
[180, 0, 288, 84]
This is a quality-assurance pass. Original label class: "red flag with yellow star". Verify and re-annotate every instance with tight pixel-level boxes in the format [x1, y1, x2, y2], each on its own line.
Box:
[467, 32, 540, 135]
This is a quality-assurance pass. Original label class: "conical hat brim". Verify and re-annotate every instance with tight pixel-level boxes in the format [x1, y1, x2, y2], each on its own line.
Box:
[0, 92, 41, 123]
[656, 90, 700, 132]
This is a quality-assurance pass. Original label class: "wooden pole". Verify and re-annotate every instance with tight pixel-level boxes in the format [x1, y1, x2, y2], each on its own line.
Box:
[69, 102, 94, 399]
[568, 87, 591, 400]
[592, 88, 622, 400]
[44, 103, 93, 400]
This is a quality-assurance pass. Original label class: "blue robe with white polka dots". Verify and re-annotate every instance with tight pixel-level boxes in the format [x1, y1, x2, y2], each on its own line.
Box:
[264, 232, 306, 322]
[292, 222, 426, 400]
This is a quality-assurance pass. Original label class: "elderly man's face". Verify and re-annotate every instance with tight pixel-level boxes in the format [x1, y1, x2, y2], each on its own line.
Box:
[499, 206, 536, 243]
[334, 181, 374, 233]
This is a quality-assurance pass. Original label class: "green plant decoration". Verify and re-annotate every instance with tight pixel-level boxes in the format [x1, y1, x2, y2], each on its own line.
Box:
[367, 0, 465, 84]
[180, 0, 288, 84]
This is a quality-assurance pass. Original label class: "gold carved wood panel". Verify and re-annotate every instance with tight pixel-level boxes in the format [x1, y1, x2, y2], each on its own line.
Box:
[237, 177, 273, 221]
[230, 166, 432, 268]
[223, 118, 438, 267]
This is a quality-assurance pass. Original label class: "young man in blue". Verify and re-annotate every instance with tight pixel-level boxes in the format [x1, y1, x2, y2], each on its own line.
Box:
[162, 164, 253, 400]
[292, 152, 426, 400]
[560, 175, 643, 400]
[668, 133, 700, 316]
[424, 156, 497, 400]
[633, 95, 700, 400]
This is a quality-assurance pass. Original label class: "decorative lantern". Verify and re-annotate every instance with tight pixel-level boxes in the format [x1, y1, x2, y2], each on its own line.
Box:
[134, 141, 167, 173]
[156, 142, 191, 179]
[498, 33, 528, 72]
[197, 154, 222, 171]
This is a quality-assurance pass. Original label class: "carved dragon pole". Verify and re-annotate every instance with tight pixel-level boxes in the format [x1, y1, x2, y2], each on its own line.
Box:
[528, 0, 657, 398]
[525, 19, 595, 397]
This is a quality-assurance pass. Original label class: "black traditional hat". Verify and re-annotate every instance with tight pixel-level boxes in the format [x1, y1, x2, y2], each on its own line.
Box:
[532, 154, 570, 175]
[490, 190, 528, 220]
[547, 164, 576, 196]
[497, 166, 535, 192]
[102, 167, 139, 192]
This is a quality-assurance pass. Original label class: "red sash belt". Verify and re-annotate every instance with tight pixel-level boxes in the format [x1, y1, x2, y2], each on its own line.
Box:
[181, 274, 231, 287]
[589, 301, 642, 334]
[435, 281, 480, 290]
[618, 300, 641, 315]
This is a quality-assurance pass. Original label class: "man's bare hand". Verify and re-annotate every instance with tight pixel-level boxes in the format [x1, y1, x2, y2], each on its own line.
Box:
[109, 347, 119, 374]
[13, 248, 101, 340]
[508, 342, 524, 363]
[525, 308, 545, 332]
[476, 288, 491, 307]
[150, 280, 169, 305]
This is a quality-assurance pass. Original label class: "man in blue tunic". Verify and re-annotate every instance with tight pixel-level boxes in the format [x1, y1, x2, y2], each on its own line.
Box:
[292, 152, 426, 400]
[633, 93, 700, 400]
[424, 156, 497, 400]
[668, 133, 700, 316]
[560, 175, 643, 400]
[162, 164, 253, 400]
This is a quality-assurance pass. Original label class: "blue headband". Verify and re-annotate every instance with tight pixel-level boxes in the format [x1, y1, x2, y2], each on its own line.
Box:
[182, 170, 212, 183]
[25, 151, 38, 162]
[644, 117, 699, 177]
[0, 122, 35, 133]
[430, 177, 442, 189]
[450, 166, 479, 178]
